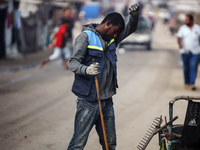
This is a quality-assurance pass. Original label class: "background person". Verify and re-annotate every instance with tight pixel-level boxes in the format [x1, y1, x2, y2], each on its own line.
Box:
[59, 7, 74, 62]
[176, 14, 200, 90]
[40, 19, 70, 69]
[67, 3, 140, 150]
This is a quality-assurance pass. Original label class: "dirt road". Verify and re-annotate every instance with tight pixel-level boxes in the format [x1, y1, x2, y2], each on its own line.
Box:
[0, 19, 200, 150]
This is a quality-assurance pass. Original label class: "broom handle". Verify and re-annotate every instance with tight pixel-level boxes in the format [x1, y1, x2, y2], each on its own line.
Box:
[94, 62, 109, 150]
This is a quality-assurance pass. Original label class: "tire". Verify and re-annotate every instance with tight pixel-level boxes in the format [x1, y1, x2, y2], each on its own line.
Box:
[119, 43, 124, 49]
[146, 42, 151, 50]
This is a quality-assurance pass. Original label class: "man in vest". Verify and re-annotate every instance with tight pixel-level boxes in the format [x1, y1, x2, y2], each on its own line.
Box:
[67, 3, 140, 150]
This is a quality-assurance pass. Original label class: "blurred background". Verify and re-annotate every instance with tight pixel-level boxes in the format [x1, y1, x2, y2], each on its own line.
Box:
[0, 0, 200, 59]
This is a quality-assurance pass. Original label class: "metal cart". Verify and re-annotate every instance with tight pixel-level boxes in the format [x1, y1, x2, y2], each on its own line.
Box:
[166, 96, 200, 150]
[137, 96, 200, 150]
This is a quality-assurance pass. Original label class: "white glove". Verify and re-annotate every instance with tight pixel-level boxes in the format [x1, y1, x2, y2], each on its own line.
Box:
[129, 3, 140, 16]
[86, 62, 100, 75]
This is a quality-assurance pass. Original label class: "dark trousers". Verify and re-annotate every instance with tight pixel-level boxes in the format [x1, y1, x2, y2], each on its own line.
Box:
[181, 53, 199, 85]
[67, 98, 116, 150]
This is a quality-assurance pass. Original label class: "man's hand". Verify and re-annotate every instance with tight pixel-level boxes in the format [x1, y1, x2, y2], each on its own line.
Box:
[129, 3, 140, 16]
[48, 43, 53, 49]
[86, 62, 100, 75]
[177, 37, 182, 49]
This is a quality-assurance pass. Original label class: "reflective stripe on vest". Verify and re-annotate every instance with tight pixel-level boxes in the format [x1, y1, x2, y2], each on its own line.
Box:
[87, 45, 103, 51]
[108, 38, 115, 46]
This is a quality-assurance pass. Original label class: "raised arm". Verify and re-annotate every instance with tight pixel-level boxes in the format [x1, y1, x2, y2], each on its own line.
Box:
[116, 3, 140, 44]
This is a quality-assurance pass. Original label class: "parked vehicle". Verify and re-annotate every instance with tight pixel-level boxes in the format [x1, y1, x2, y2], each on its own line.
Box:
[119, 16, 153, 50]
[159, 8, 170, 24]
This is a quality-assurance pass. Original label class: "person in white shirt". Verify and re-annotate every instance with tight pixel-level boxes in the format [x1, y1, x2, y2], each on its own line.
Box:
[176, 14, 200, 90]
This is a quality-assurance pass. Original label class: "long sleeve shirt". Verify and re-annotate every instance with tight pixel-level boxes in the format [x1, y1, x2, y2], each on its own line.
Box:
[69, 15, 139, 100]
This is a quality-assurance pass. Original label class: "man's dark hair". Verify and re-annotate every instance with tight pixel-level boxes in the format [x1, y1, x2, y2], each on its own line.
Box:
[101, 12, 125, 30]
[64, 7, 71, 11]
[186, 14, 194, 21]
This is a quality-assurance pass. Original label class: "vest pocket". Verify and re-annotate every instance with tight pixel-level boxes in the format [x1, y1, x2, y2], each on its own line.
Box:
[88, 49, 102, 57]
[72, 75, 93, 96]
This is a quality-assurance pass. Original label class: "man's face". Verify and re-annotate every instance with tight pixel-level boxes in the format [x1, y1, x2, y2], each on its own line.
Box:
[64, 9, 71, 18]
[102, 23, 123, 41]
[185, 16, 192, 26]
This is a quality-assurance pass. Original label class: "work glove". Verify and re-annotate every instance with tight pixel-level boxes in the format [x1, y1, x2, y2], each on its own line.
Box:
[86, 62, 100, 76]
[129, 3, 140, 16]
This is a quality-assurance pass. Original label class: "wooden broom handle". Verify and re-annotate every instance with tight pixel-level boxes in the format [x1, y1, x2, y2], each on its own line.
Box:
[93, 62, 109, 150]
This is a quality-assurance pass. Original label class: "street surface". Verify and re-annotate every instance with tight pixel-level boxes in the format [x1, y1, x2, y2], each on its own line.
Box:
[1, 19, 200, 150]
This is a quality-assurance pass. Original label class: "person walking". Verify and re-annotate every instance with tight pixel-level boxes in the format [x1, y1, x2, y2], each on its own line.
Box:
[176, 14, 200, 90]
[59, 7, 74, 63]
[67, 3, 140, 150]
[40, 19, 70, 69]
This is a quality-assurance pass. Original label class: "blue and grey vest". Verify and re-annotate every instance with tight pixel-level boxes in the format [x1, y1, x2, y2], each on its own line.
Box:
[72, 30, 118, 101]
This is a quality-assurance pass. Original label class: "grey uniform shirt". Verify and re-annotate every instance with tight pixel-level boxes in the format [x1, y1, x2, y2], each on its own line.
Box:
[69, 15, 139, 100]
